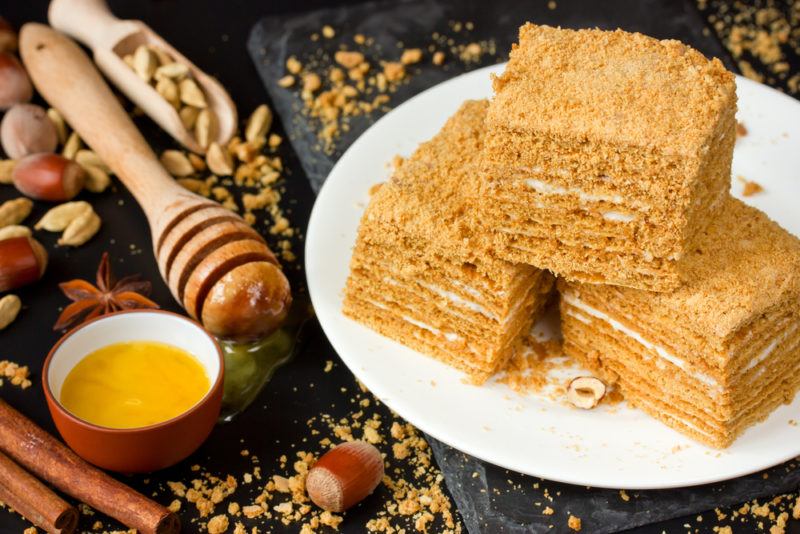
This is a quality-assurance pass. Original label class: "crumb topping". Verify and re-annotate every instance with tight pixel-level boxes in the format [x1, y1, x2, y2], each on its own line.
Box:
[488, 24, 736, 155]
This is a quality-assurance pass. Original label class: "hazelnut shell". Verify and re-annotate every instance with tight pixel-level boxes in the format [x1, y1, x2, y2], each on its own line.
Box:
[1, 103, 58, 159]
[305, 441, 384, 512]
[0, 52, 32, 110]
[12, 153, 85, 202]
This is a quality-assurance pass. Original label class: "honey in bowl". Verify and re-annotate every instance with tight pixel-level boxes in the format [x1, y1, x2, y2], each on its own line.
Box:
[60, 341, 210, 429]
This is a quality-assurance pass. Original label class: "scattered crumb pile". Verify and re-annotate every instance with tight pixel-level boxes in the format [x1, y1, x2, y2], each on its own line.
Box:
[495, 335, 564, 396]
[148, 375, 461, 533]
[160, 104, 297, 263]
[710, 491, 800, 534]
[0, 359, 31, 389]
[699, 0, 800, 94]
[278, 21, 497, 153]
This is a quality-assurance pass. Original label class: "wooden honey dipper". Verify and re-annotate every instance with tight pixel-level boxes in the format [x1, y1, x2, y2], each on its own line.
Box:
[19, 23, 291, 341]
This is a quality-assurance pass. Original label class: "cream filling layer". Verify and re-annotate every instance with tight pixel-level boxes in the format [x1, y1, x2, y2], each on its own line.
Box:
[363, 297, 463, 342]
[562, 294, 721, 391]
[744, 323, 799, 372]
[523, 177, 624, 205]
[418, 281, 496, 320]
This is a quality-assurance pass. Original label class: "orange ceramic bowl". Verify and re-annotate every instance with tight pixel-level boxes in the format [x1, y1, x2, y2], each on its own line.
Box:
[43, 309, 224, 473]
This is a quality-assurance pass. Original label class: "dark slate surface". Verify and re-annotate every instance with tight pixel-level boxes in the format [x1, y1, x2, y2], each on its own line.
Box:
[430, 438, 800, 534]
[247, 1, 800, 533]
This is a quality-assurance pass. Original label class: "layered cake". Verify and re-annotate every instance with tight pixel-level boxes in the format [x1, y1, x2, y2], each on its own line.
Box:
[344, 100, 553, 383]
[482, 24, 737, 292]
[560, 198, 800, 448]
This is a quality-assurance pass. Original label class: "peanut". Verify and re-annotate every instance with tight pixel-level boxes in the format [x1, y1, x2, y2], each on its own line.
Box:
[178, 78, 207, 108]
[0, 159, 14, 184]
[156, 77, 180, 109]
[0, 294, 21, 330]
[58, 208, 101, 246]
[47, 107, 68, 144]
[61, 131, 81, 159]
[179, 106, 199, 130]
[83, 165, 111, 193]
[160, 150, 195, 177]
[0, 197, 32, 228]
[35, 201, 92, 232]
[0, 225, 30, 240]
[245, 105, 272, 143]
[206, 142, 233, 176]
[133, 45, 158, 82]
[75, 150, 110, 174]
[194, 109, 216, 149]
[155, 62, 188, 81]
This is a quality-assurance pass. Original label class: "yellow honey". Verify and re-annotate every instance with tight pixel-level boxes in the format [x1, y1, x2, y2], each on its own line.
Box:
[60, 341, 210, 429]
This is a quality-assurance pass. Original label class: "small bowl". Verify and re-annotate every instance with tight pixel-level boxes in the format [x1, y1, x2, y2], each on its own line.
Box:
[43, 309, 224, 473]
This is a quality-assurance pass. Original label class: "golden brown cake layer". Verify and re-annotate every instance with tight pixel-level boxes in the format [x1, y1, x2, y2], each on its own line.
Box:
[481, 24, 737, 292]
[344, 100, 553, 383]
[558, 198, 800, 448]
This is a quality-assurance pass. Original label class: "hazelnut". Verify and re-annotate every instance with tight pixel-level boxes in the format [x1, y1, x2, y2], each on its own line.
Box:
[1, 103, 58, 159]
[0, 236, 48, 292]
[0, 17, 17, 53]
[0, 52, 32, 110]
[567, 376, 607, 409]
[12, 153, 85, 202]
[305, 441, 384, 513]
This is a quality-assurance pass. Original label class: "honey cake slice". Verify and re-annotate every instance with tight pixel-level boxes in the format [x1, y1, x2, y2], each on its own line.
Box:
[482, 24, 736, 292]
[344, 100, 553, 384]
[559, 198, 800, 448]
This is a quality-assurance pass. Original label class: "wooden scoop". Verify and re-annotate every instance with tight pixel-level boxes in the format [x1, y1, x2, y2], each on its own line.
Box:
[20, 23, 291, 341]
[48, 0, 236, 154]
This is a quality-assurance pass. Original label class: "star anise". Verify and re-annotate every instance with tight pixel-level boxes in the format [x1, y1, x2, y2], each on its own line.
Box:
[53, 252, 159, 331]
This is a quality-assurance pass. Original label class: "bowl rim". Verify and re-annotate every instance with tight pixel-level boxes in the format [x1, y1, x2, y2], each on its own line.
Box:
[42, 308, 225, 434]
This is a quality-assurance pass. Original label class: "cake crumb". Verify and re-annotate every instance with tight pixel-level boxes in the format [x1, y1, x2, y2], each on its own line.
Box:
[738, 175, 764, 196]
[567, 515, 582, 531]
[207, 514, 229, 534]
[736, 121, 748, 136]
[543, 506, 554, 516]
[0, 360, 32, 389]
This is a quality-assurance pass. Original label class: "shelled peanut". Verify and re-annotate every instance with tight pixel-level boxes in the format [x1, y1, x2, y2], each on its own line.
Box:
[35, 201, 101, 247]
[123, 44, 216, 149]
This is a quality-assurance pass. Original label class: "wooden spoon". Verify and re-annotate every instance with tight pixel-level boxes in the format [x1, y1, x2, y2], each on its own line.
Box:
[48, 0, 236, 154]
[20, 23, 291, 341]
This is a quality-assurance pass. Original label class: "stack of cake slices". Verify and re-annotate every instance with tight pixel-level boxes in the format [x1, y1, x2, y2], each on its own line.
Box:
[344, 23, 800, 448]
[344, 100, 553, 384]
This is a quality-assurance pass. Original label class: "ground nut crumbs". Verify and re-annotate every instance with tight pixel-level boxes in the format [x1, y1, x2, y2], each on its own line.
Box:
[698, 0, 800, 95]
[276, 22, 496, 154]
[0, 359, 32, 389]
[149, 377, 460, 533]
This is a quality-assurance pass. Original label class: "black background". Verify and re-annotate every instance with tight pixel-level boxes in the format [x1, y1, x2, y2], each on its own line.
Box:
[0, 1, 798, 533]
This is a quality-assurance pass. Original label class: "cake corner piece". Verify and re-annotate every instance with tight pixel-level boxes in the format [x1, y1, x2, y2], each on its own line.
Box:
[344, 99, 553, 383]
[560, 197, 800, 448]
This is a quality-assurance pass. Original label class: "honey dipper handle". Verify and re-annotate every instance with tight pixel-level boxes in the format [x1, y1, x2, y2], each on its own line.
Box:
[48, 0, 122, 51]
[19, 23, 183, 218]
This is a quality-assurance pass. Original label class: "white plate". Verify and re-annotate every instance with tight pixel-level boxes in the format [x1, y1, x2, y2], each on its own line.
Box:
[306, 64, 800, 489]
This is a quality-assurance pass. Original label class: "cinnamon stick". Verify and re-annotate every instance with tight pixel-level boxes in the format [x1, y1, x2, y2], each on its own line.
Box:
[0, 450, 78, 534]
[0, 400, 179, 534]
